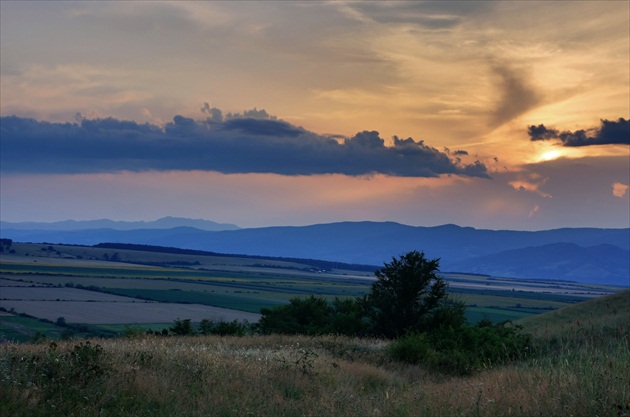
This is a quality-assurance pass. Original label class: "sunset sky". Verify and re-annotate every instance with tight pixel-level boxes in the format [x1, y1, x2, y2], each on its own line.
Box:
[1, 1, 629, 230]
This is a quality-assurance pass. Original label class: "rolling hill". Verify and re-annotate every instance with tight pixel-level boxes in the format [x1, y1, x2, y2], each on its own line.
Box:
[517, 289, 630, 339]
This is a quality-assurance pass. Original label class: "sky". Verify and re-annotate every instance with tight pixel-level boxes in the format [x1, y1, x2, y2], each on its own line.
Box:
[1, 1, 629, 230]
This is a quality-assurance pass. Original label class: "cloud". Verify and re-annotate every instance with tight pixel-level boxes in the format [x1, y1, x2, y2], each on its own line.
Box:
[528, 204, 540, 218]
[507, 179, 552, 199]
[612, 182, 629, 198]
[200, 102, 223, 123]
[222, 118, 304, 137]
[527, 124, 559, 141]
[490, 64, 542, 127]
[528, 118, 630, 147]
[343, 1, 493, 28]
[0, 112, 489, 178]
[225, 108, 277, 121]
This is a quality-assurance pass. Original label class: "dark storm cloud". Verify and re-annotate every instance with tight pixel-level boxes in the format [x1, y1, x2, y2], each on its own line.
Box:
[0, 114, 489, 178]
[528, 118, 629, 147]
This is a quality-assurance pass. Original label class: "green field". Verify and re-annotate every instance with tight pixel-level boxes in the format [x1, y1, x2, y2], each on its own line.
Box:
[0, 314, 64, 341]
[0, 314, 123, 341]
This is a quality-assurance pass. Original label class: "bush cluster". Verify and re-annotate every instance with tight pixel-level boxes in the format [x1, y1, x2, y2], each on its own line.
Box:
[9, 341, 110, 410]
[388, 320, 533, 375]
[259, 296, 366, 336]
[159, 318, 252, 337]
[198, 318, 250, 336]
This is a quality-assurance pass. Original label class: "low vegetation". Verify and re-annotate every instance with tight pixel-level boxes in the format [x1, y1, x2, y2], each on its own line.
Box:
[1, 248, 628, 415]
[387, 320, 532, 375]
[1, 298, 628, 417]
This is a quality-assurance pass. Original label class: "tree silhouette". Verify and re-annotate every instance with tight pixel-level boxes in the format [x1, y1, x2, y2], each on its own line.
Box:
[361, 250, 461, 338]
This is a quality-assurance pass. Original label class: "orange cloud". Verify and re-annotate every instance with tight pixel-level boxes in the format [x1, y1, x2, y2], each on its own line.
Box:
[612, 182, 629, 198]
[528, 204, 540, 218]
[507, 176, 552, 199]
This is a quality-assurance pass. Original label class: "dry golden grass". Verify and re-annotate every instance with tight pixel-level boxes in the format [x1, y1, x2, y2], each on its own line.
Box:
[2, 330, 629, 417]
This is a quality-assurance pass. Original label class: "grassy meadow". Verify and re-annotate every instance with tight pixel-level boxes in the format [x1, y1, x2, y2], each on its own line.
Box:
[0, 290, 628, 417]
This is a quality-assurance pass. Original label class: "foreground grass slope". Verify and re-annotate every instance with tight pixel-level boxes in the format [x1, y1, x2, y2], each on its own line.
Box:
[518, 288, 630, 339]
[1, 291, 628, 417]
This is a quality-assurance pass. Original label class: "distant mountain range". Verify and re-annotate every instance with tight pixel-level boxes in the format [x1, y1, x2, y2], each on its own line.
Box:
[0, 217, 239, 232]
[1, 219, 628, 286]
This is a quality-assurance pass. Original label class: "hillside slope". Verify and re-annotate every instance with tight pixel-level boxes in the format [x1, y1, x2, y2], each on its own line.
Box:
[456, 243, 630, 286]
[518, 289, 630, 339]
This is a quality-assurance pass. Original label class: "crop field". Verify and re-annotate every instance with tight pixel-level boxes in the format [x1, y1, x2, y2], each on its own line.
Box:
[0, 282, 261, 324]
[1, 242, 624, 341]
[0, 298, 260, 325]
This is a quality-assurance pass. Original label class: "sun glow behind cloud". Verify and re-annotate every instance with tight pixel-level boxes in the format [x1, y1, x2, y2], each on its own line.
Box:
[526, 141, 622, 165]
[538, 150, 562, 162]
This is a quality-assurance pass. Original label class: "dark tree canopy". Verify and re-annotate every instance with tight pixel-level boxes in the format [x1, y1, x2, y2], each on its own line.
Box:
[258, 295, 366, 336]
[259, 296, 334, 335]
[362, 250, 460, 338]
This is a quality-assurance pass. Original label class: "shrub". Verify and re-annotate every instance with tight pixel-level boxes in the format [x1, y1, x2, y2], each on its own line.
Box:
[170, 318, 194, 336]
[388, 321, 533, 375]
[197, 319, 252, 336]
[10, 341, 110, 410]
[122, 325, 147, 338]
[387, 332, 433, 365]
[259, 295, 334, 335]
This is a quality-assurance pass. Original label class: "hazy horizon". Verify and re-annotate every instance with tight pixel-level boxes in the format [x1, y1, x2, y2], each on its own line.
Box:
[3, 215, 630, 233]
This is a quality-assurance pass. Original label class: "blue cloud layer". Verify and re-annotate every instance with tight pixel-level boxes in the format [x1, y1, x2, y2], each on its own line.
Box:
[1, 113, 489, 178]
[528, 118, 629, 147]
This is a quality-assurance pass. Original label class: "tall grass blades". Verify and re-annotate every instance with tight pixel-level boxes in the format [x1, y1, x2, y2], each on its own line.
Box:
[1, 330, 628, 417]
